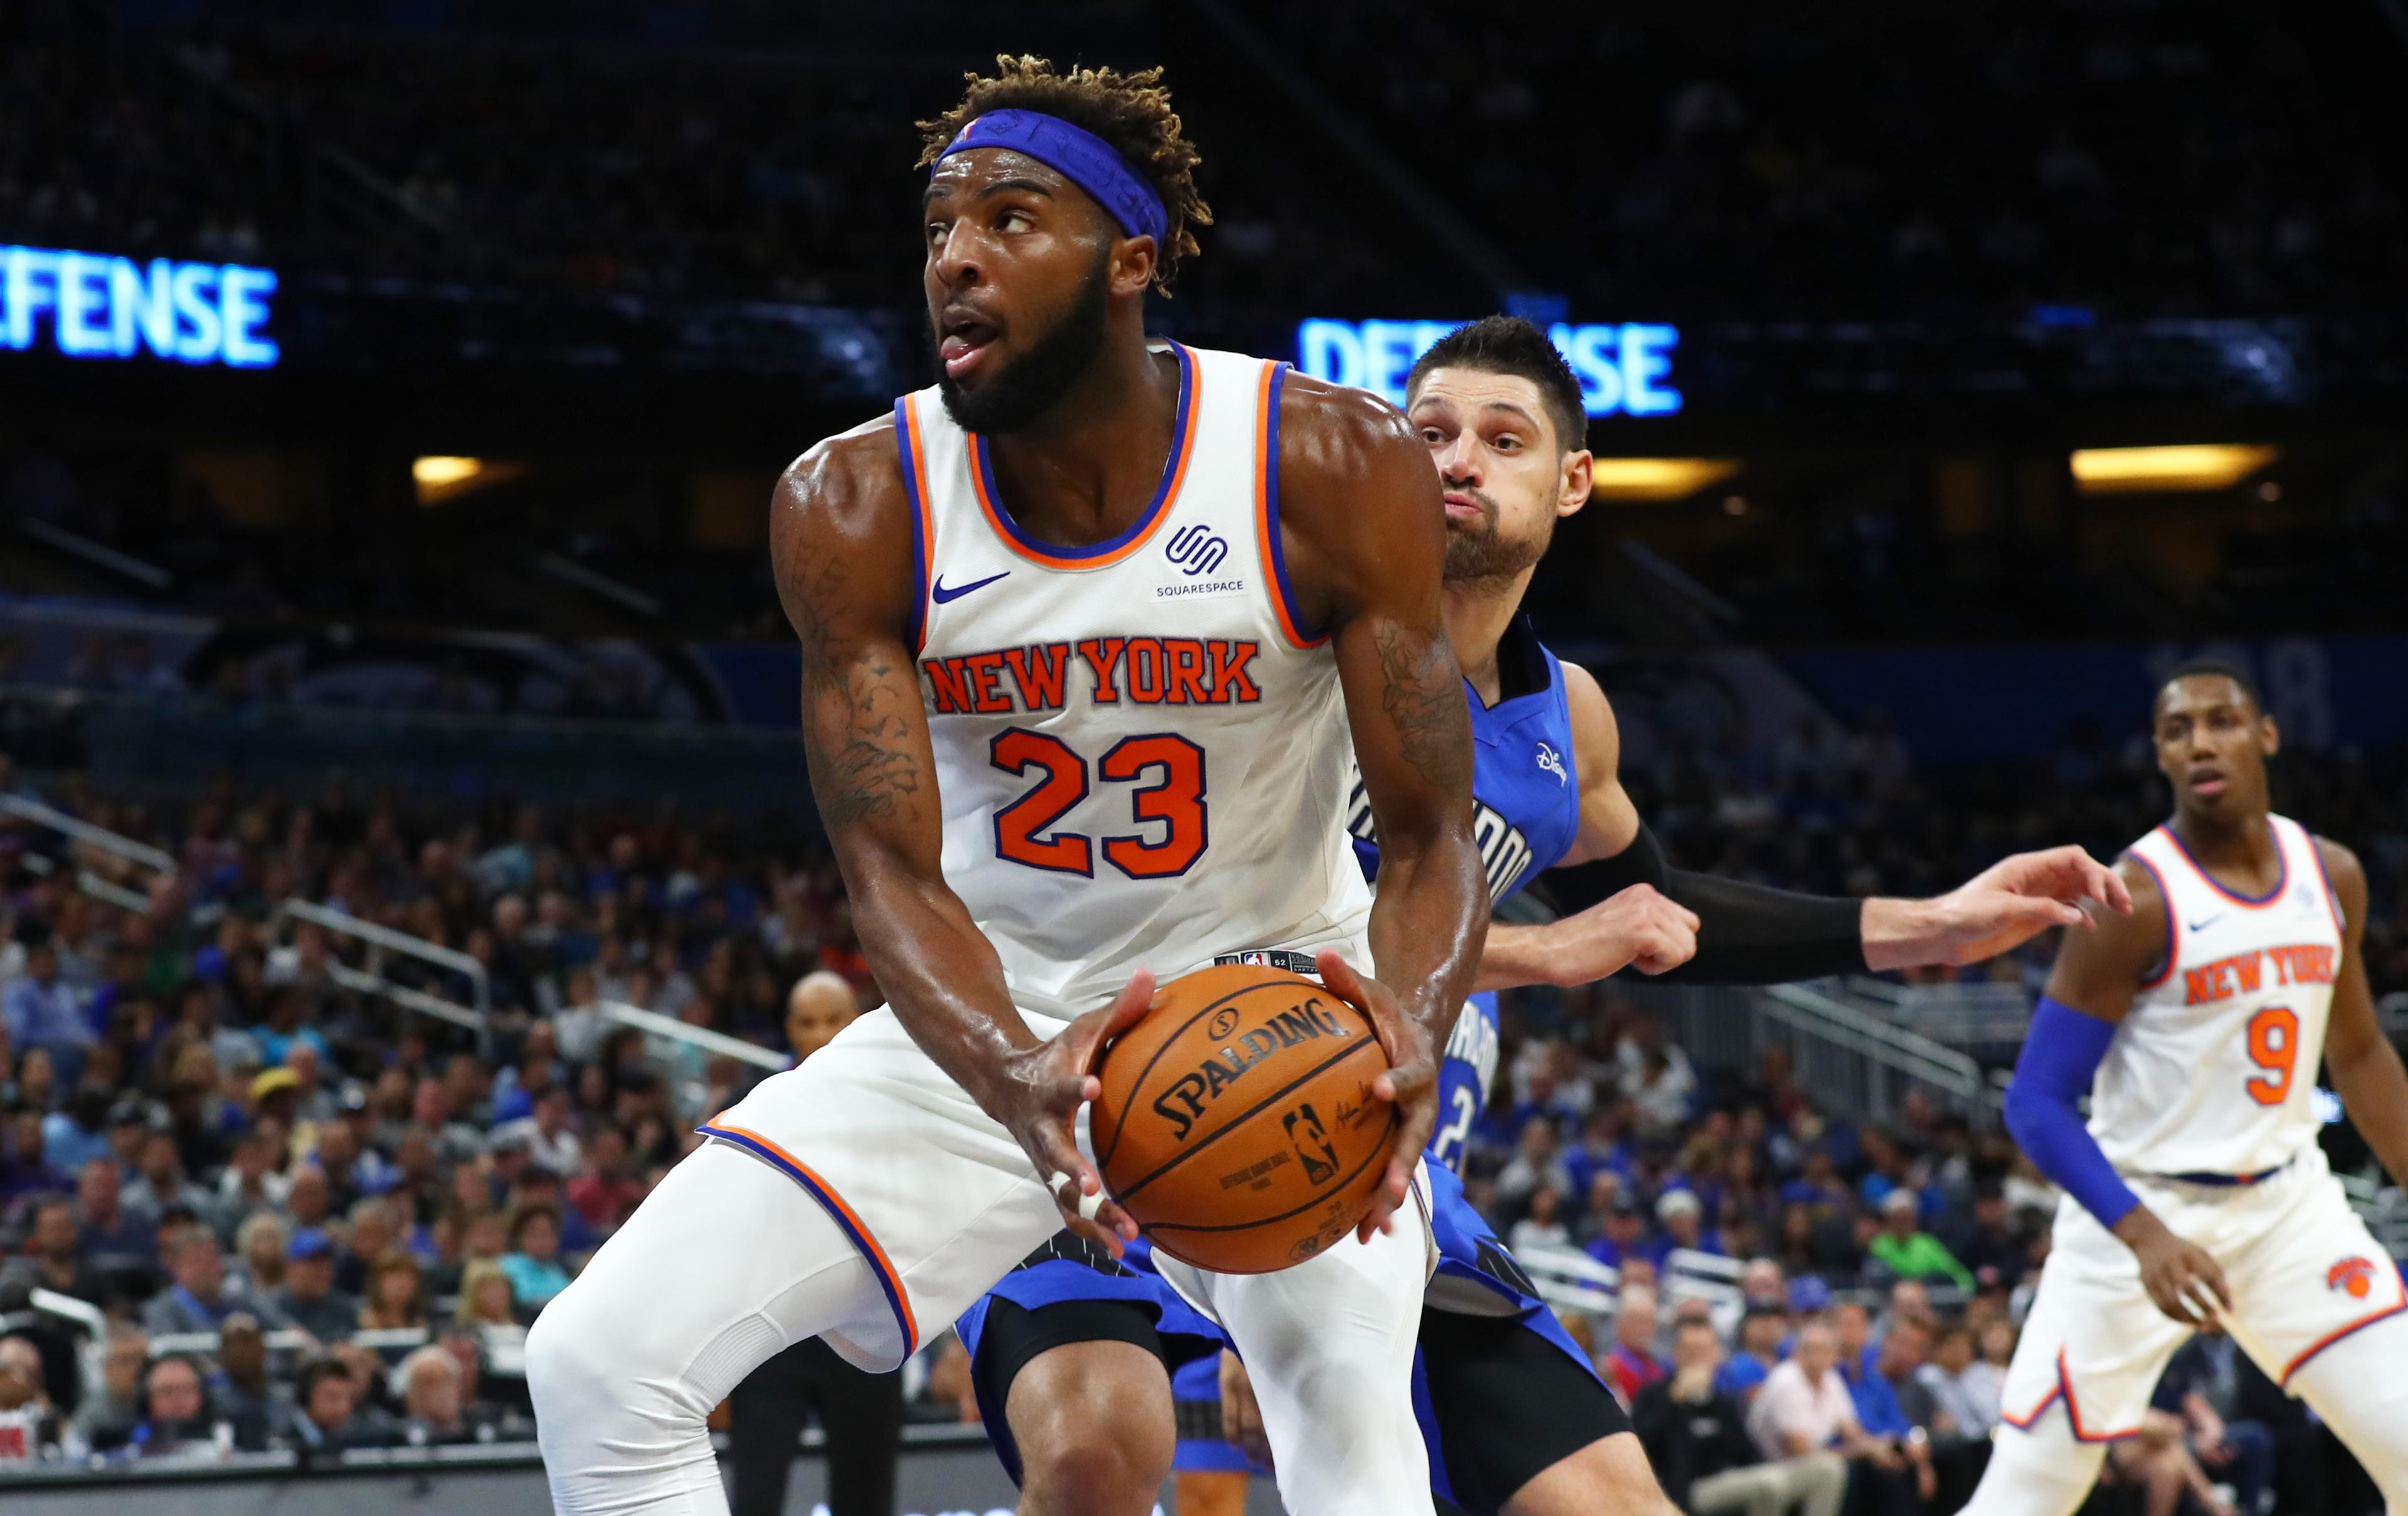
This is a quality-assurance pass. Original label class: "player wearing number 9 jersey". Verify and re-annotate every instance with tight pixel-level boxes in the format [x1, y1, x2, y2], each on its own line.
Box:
[1965, 662, 2408, 1516]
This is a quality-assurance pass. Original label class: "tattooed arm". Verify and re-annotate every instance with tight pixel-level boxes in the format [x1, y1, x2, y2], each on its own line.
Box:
[1277, 374, 1486, 1234]
[771, 420, 1146, 1252]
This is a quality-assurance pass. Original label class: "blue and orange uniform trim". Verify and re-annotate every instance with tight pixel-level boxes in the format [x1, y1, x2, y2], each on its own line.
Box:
[695, 1120, 921, 1358]
[2127, 849, 2178, 990]
[1999, 1350, 2144, 1443]
[2281, 1262, 2407, 1386]
[968, 342, 1198, 570]
[1254, 359, 1326, 649]
[894, 395, 938, 655]
[2155, 822, 2287, 908]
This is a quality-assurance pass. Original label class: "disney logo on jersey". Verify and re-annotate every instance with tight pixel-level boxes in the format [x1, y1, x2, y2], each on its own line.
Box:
[924, 637, 1263, 715]
[1344, 763, 1531, 904]
[1150, 994, 1352, 1142]
[1165, 523, 1230, 577]
[1536, 741, 1568, 786]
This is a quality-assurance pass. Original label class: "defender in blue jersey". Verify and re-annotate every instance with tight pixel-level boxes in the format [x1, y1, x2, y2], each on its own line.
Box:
[960, 319, 2129, 1516]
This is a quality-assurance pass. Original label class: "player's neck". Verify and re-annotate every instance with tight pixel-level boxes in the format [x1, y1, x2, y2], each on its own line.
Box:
[982, 336, 1180, 543]
[2166, 806, 2276, 868]
[1442, 568, 1536, 707]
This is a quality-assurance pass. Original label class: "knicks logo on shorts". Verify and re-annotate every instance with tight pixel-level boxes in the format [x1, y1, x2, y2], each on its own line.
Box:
[2327, 1256, 2378, 1299]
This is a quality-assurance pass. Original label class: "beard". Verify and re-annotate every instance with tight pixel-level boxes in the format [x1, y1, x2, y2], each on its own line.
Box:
[931, 250, 1112, 435]
[1442, 488, 1553, 587]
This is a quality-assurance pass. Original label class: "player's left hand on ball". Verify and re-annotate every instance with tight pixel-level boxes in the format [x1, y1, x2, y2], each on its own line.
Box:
[1005, 968, 1154, 1256]
[1315, 950, 1435, 1244]
[1877, 845, 2134, 969]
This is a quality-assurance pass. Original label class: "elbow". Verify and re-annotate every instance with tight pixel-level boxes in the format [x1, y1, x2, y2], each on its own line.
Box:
[2000, 1078, 2049, 1152]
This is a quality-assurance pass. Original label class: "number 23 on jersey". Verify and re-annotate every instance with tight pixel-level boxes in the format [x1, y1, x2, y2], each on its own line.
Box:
[990, 728, 1208, 879]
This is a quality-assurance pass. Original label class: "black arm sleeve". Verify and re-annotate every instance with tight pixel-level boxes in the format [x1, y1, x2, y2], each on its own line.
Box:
[1545, 822, 1868, 985]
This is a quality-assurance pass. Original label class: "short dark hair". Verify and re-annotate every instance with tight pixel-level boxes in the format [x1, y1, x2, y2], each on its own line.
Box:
[918, 56, 1211, 292]
[1405, 316, 1588, 453]
[296, 1355, 351, 1401]
[2157, 657, 2264, 717]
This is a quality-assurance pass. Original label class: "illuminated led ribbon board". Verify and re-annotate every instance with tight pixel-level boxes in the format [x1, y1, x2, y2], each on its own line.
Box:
[1295, 319, 1679, 417]
[1, 245, 278, 368]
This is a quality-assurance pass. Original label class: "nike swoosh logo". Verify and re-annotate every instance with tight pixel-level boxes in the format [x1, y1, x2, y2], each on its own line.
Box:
[2188, 914, 2226, 933]
[931, 570, 1009, 604]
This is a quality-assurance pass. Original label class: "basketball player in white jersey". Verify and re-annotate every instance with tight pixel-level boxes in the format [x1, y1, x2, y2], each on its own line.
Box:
[524, 58, 1487, 1516]
[1967, 662, 2408, 1515]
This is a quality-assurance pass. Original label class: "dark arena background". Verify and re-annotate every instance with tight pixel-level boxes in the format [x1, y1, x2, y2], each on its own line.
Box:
[2, 2, 2405, 1513]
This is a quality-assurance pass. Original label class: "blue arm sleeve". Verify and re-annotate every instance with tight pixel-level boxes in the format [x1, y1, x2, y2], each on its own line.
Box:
[2003, 997, 2141, 1229]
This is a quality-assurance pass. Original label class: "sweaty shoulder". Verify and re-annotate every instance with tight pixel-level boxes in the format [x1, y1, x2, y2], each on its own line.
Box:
[1270, 371, 1445, 630]
[2041, 852, 2170, 1019]
[1557, 660, 1620, 790]
[769, 411, 915, 634]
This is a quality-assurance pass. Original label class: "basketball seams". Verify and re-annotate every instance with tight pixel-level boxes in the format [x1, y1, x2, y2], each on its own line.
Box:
[1109, 1032, 1383, 1204]
[1092, 970, 1317, 1173]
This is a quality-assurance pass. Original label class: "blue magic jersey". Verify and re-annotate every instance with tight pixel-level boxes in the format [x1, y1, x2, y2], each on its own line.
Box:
[1344, 617, 1582, 1174]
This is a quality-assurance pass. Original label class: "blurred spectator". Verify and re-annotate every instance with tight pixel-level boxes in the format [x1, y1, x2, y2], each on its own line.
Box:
[270, 1228, 358, 1342]
[141, 1229, 256, 1335]
[1867, 1189, 1973, 1291]
[233, 1211, 289, 1296]
[288, 1355, 387, 1454]
[1600, 1283, 1667, 1406]
[124, 1132, 214, 1222]
[2156, 1334, 2276, 1516]
[5, 931, 92, 1080]
[499, 1202, 569, 1309]
[1917, 1322, 2000, 1436]
[209, 1312, 279, 1451]
[358, 1251, 428, 1332]
[1586, 1193, 1650, 1272]
[0, 1335, 57, 1460]
[1746, 1319, 1908, 1483]
[566, 1124, 645, 1232]
[1716, 1303, 1790, 1403]
[396, 1344, 488, 1446]
[1639, 1314, 1846, 1516]
[1509, 1185, 1571, 1254]
[1651, 1189, 1724, 1265]
[3, 1197, 108, 1305]
[129, 1354, 212, 1460]
[67, 1330, 147, 1453]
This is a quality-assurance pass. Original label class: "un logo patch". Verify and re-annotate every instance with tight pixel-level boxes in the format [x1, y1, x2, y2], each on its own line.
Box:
[1166, 523, 1230, 577]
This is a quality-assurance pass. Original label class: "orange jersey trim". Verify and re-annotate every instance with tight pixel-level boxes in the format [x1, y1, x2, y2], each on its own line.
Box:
[967, 344, 1198, 571]
[697, 1121, 921, 1356]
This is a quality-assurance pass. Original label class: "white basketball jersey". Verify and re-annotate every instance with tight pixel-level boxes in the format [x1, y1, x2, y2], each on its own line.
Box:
[893, 342, 1373, 1012]
[2094, 815, 2344, 1177]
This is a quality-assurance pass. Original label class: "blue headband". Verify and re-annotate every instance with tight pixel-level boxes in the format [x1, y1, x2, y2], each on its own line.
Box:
[936, 109, 1170, 248]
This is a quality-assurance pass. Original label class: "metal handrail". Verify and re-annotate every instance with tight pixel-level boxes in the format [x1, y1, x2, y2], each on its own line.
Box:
[597, 1000, 788, 1072]
[0, 792, 176, 873]
[1763, 982, 1988, 1098]
[325, 963, 486, 1036]
[277, 898, 489, 1012]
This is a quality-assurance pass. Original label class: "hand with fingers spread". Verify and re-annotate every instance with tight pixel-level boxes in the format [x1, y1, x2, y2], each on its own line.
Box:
[1866, 844, 2136, 971]
[991, 968, 1155, 1257]
[1314, 950, 1436, 1244]
[2111, 1207, 2233, 1328]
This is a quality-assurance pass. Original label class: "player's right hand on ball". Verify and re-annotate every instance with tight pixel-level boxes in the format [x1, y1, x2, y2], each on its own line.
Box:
[1000, 968, 1154, 1257]
[1545, 884, 1700, 983]
[1316, 950, 1436, 1244]
[2114, 1207, 2232, 1328]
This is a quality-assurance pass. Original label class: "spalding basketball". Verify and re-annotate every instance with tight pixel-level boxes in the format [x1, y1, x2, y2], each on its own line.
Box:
[1092, 965, 1395, 1274]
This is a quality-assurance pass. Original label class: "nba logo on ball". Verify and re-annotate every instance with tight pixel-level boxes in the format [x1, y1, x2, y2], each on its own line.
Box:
[1090, 965, 1397, 1273]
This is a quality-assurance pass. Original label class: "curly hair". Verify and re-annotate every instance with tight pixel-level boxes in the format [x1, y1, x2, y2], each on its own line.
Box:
[917, 55, 1212, 292]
